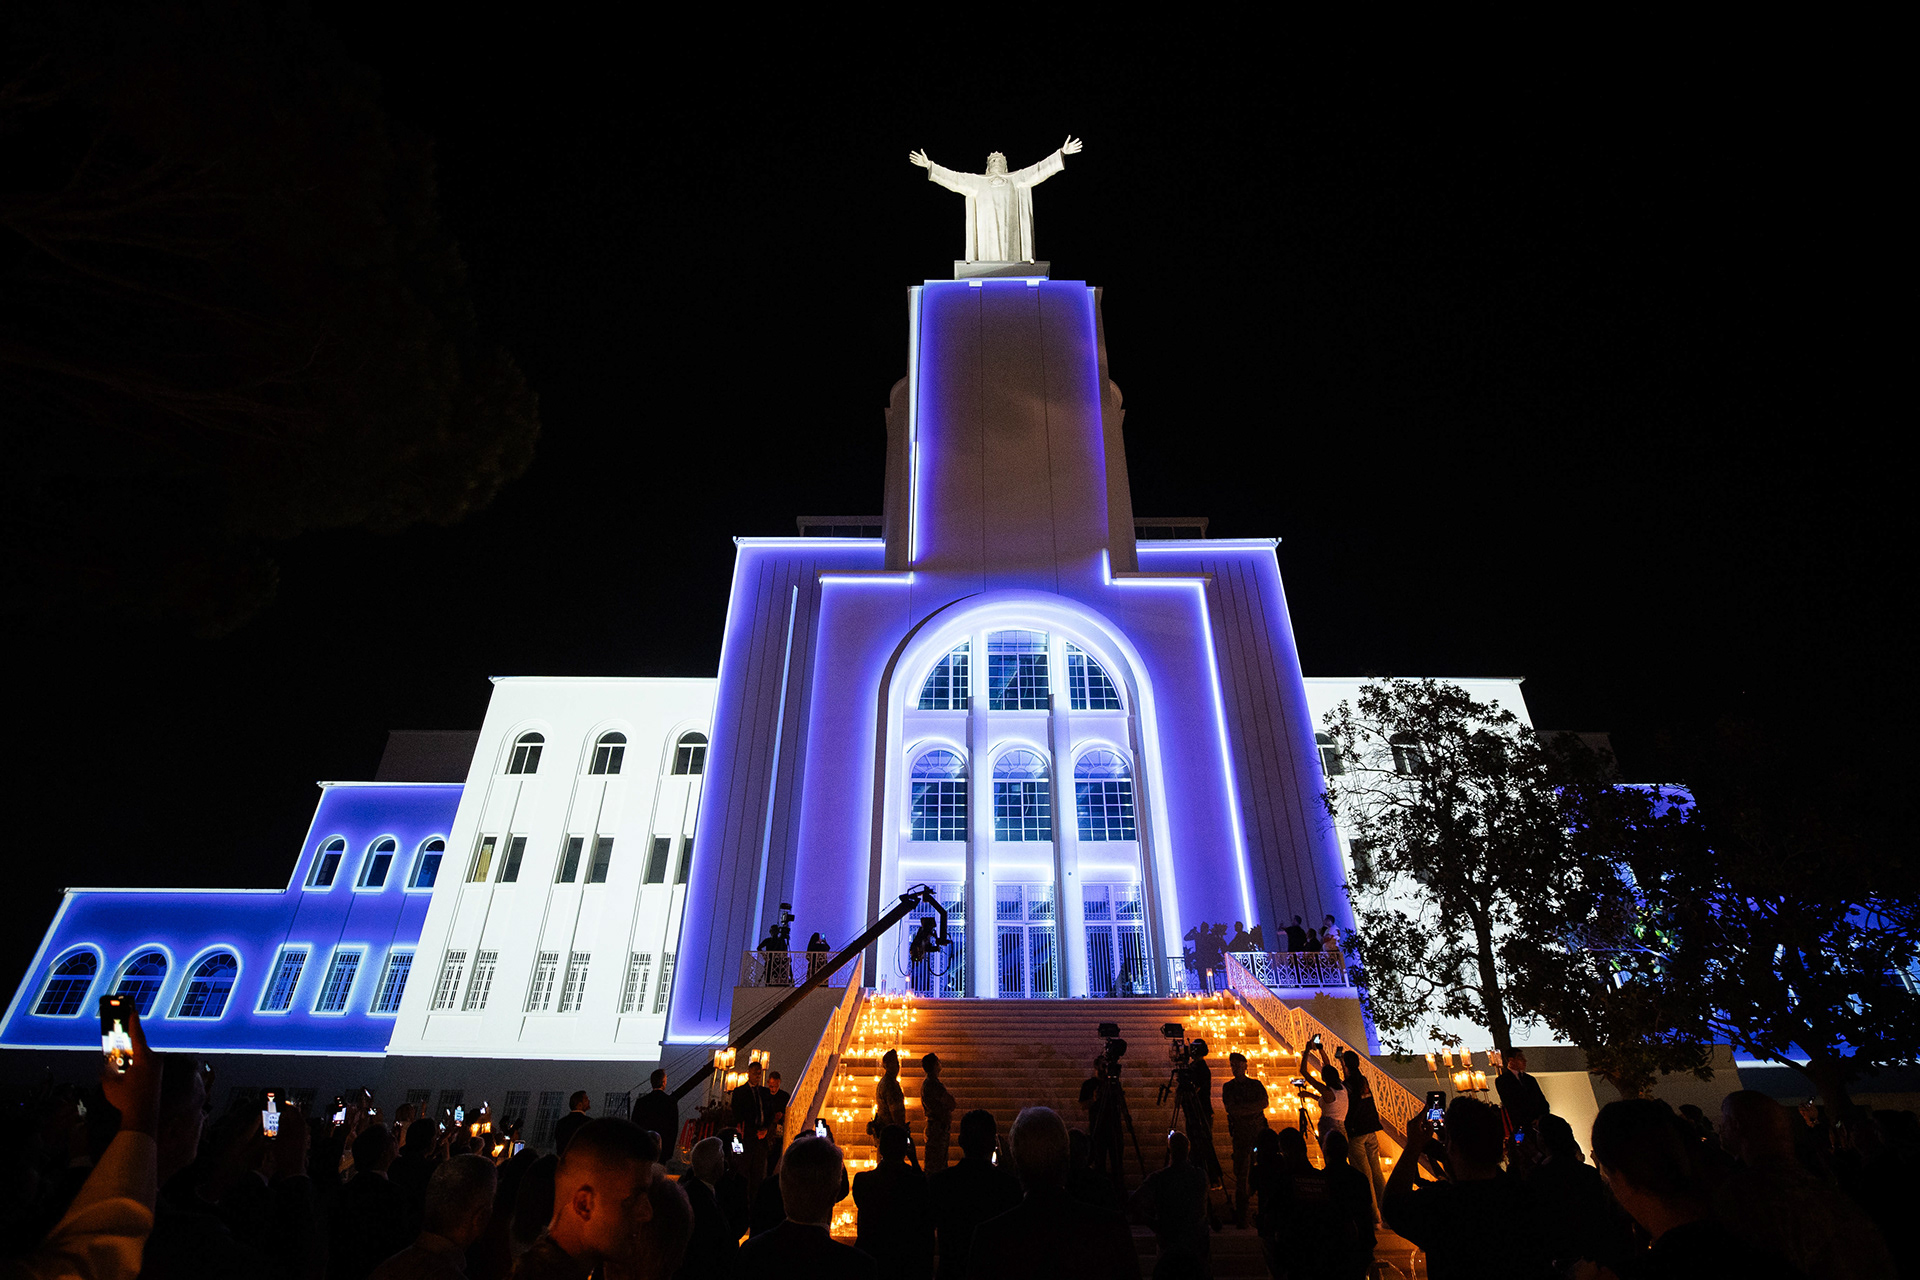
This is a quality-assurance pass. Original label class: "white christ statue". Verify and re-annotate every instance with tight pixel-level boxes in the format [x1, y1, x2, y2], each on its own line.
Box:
[909, 136, 1083, 263]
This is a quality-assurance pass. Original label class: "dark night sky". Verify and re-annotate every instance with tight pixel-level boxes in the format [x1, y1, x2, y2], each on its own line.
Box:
[4, 30, 1904, 992]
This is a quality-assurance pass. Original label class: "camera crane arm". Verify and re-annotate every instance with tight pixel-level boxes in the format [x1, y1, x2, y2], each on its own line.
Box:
[669, 885, 948, 1103]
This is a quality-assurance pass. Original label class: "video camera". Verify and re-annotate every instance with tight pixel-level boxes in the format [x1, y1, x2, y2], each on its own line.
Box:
[1096, 1022, 1127, 1076]
[1156, 1022, 1191, 1104]
[769, 903, 795, 950]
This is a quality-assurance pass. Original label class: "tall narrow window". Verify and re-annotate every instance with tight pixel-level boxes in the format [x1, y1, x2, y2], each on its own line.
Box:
[371, 951, 413, 1015]
[644, 838, 670, 884]
[499, 836, 527, 883]
[463, 951, 499, 1011]
[507, 732, 544, 775]
[431, 951, 468, 1011]
[910, 749, 968, 841]
[557, 953, 591, 1013]
[468, 836, 497, 883]
[115, 950, 170, 1017]
[993, 749, 1053, 841]
[672, 733, 708, 776]
[34, 951, 97, 1017]
[1349, 839, 1375, 886]
[590, 732, 627, 775]
[1316, 732, 1345, 777]
[987, 631, 1050, 710]
[1390, 734, 1427, 777]
[1066, 646, 1122, 711]
[587, 836, 614, 884]
[359, 837, 397, 889]
[174, 952, 238, 1019]
[258, 948, 307, 1013]
[918, 643, 971, 710]
[620, 952, 653, 1014]
[534, 1092, 564, 1146]
[308, 837, 346, 888]
[526, 952, 559, 1011]
[411, 838, 446, 889]
[556, 836, 584, 883]
[1075, 750, 1138, 841]
[652, 954, 675, 1014]
[675, 834, 694, 885]
[314, 949, 362, 1014]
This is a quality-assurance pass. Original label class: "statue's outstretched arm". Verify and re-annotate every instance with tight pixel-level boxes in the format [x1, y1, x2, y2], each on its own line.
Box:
[909, 149, 932, 169]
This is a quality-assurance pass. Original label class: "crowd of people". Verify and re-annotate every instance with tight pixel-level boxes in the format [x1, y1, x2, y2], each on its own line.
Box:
[7, 1004, 1917, 1279]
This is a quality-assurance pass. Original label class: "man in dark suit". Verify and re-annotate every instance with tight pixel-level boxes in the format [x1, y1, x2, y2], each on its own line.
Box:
[634, 1069, 680, 1161]
[730, 1061, 775, 1199]
[1285, 916, 1308, 952]
[967, 1106, 1137, 1280]
[1494, 1050, 1551, 1139]
[928, 1109, 1021, 1280]
[675, 1136, 736, 1280]
[735, 1135, 876, 1279]
[553, 1090, 592, 1156]
[330, 1123, 415, 1280]
[853, 1124, 933, 1279]
[765, 1071, 792, 1170]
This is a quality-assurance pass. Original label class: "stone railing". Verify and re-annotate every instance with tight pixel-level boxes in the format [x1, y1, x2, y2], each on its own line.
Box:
[1221, 952, 1423, 1152]
[738, 950, 850, 988]
[1233, 949, 1351, 988]
[790, 955, 865, 1138]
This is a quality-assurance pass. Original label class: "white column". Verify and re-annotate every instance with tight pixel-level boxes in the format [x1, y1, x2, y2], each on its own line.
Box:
[967, 630, 994, 997]
[1051, 640, 1086, 998]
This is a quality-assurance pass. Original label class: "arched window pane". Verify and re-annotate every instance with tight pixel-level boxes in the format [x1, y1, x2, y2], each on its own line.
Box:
[910, 750, 967, 841]
[987, 631, 1050, 710]
[115, 950, 169, 1017]
[1315, 732, 1345, 777]
[993, 749, 1052, 841]
[35, 951, 97, 1016]
[508, 732, 545, 775]
[1075, 750, 1137, 841]
[176, 953, 238, 1019]
[361, 837, 397, 889]
[919, 643, 971, 710]
[308, 837, 346, 888]
[1066, 646, 1122, 711]
[673, 732, 708, 776]
[411, 838, 445, 888]
[591, 732, 627, 776]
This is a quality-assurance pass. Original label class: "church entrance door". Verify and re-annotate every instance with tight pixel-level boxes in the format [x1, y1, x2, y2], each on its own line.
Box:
[994, 882, 1058, 998]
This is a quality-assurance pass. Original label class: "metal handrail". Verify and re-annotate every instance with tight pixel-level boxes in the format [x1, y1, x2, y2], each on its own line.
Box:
[1221, 952, 1423, 1154]
[792, 955, 866, 1137]
[739, 950, 849, 988]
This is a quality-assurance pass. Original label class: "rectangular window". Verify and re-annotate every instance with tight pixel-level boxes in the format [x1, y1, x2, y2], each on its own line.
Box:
[557, 836, 584, 883]
[527, 952, 559, 1011]
[557, 952, 591, 1013]
[675, 835, 694, 885]
[673, 740, 707, 775]
[372, 951, 413, 1015]
[910, 782, 968, 842]
[411, 843, 444, 888]
[1349, 839, 1375, 887]
[603, 1091, 632, 1119]
[314, 949, 362, 1014]
[468, 836, 497, 883]
[587, 836, 614, 884]
[591, 739, 625, 775]
[994, 780, 1053, 842]
[309, 847, 343, 887]
[1075, 780, 1138, 841]
[503, 1090, 531, 1128]
[534, 1091, 564, 1147]
[431, 951, 467, 1011]
[645, 837, 671, 884]
[259, 947, 309, 1013]
[362, 849, 393, 888]
[987, 632, 1050, 710]
[499, 836, 527, 883]
[653, 953, 675, 1014]
[462, 950, 498, 1011]
[620, 952, 653, 1014]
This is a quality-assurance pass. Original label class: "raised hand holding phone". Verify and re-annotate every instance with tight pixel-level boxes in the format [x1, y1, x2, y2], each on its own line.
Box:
[96, 996, 160, 1136]
[99, 994, 134, 1074]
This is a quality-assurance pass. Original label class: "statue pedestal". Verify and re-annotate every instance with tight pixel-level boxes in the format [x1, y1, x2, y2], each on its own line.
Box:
[954, 260, 1050, 279]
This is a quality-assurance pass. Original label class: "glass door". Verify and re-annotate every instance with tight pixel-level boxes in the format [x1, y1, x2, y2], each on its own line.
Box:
[995, 882, 1057, 998]
[1084, 882, 1149, 997]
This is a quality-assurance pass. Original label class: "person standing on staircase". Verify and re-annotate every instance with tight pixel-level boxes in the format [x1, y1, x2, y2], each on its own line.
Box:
[1176, 1038, 1225, 1193]
[730, 1062, 775, 1201]
[1339, 1048, 1388, 1224]
[1222, 1051, 1271, 1229]
[920, 1054, 955, 1174]
[928, 1110, 1020, 1280]
[1129, 1129, 1211, 1279]
[873, 1050, 920, 1171]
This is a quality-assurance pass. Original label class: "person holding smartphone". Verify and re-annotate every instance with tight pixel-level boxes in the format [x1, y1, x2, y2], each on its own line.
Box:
[1381, 1096, 1551, 1278]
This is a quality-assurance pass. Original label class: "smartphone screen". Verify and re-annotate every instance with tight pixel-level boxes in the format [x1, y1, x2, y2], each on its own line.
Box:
[815, 1119, 829, 1140]
[262, 1091, 280, 1138]
[513, 1141, 525, 1156]
[731, 1134, 744, 1154]
[333, 1108, 347, 1123]
[1423, 1089, 1447, 1131]
[99, 994, 133, 1074]
[454, 1105, 464, 1125]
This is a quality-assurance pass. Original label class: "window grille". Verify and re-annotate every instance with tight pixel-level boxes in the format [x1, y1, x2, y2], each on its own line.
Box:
[503, 1090, 531, 1128]
[621, 953, 653, 1013]
[463, 951, 499, 1011]
[604, 1091, 632, 1120]
[987, 631, 1050, 710]
[993, 749, 1052, 841]
[1074, 750, 1138, 841]
[500, 836, 527, 883]
[672, 733, 708, 776]
[115, 950, 169, 1016]
[653, 954, 675, 1013]
[507, 732, 544, 775]
[372, 952, 413, 1014]
[431, 952, 468, 1010]
[587, 836, 614, 884]
[910, 749, 968, 841]
[534, 1091, 564, 1146]
[557, 836, 584, 883]
[1066, 646, 1122, 710]
[175, 953, 238, 1018]
[558, 953, 591, 1013]
[526, 952, 559, 1011]
[34, 952, 97, 1017]
[590, 732, 627, 775]
[314, 950, 362, 1013]
[309, 838, 345, 887]
[259, 948, 307, 1013]
[412, 839, 445, 888]
[918, 644, 971, 710]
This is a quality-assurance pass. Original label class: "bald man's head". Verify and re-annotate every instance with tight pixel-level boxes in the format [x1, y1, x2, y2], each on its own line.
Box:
[549, 1118, 656, 1264]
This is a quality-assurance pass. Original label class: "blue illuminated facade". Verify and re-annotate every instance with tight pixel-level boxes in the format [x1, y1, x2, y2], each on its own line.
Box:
[0, 783, 458, 1057]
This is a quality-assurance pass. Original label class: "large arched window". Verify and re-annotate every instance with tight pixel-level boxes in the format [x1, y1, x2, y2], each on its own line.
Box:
[1065, 645, 1122, 711]
[358, 837, 398, 889]
[672, 732, 707, 776]
[910, 750, 968, 842]
[590, 732, 627, 775]
[986, 631, 1050, 710]
[507, 732, 545, 775]
[34, 950, 97, 1017]
[1315, 732, 1345, 777]
[307, 837, 346, 888]
[174, 952, 239, 1019]
[993, 749, 1052, 841]
[1075, 750, 1138, 841]
[918, 643, 971, 710]
[114, 950, 169, 1016]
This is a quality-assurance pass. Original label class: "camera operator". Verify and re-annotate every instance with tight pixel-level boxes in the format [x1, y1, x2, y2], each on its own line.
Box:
[1176, 1039, 1224, 1190]
[1078, 1054, 1126, 1191]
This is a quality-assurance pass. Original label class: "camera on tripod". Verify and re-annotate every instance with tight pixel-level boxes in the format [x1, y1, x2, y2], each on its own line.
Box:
[769, 903, 795, 950]
[1095, 1022, 1127, 1076]
[1156, 1022, 1192, 1104]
